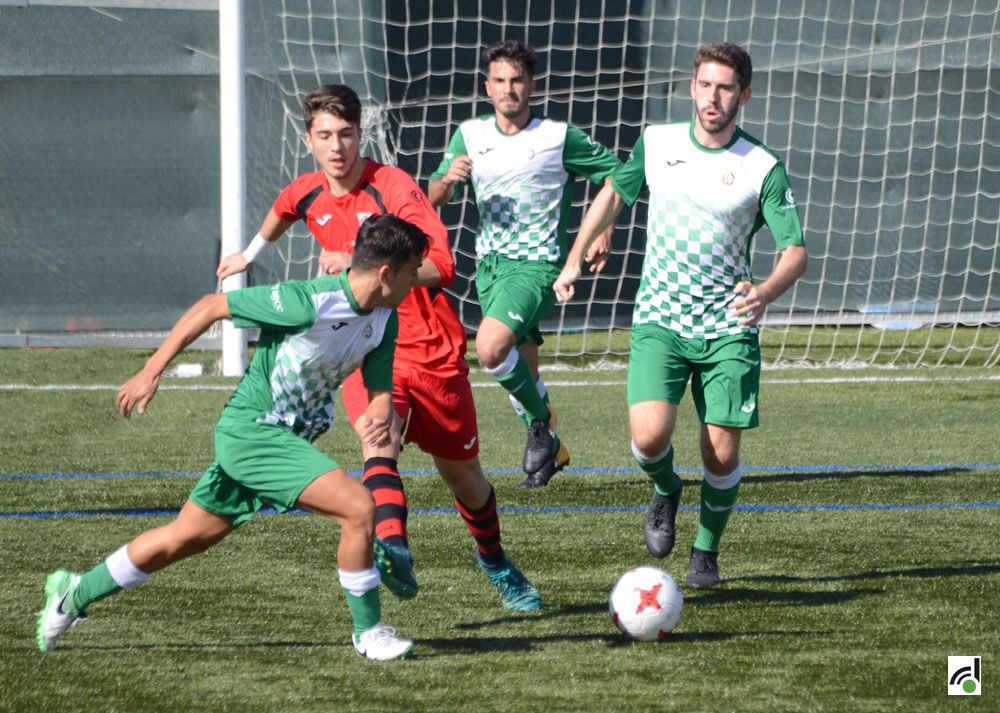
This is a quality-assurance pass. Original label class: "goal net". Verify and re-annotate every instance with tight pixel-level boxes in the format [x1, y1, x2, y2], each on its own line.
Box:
[246, 0, 1000, 368]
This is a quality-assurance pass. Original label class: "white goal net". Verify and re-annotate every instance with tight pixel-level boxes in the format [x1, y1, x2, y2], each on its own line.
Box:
[245, 0, 1000, 368]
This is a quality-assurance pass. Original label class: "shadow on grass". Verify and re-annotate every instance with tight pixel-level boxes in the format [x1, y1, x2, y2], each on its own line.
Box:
[728, 561, 1000, 585]
[685, 586, 880, 607]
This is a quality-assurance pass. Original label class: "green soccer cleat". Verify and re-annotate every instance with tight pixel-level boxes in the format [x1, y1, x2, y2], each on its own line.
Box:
[476, 552, 542, 611]
[373, 538, 418, 600]
[37, 570, 88, 652]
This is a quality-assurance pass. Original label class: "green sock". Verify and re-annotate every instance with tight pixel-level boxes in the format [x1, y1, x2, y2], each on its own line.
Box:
[693, 476, 741, 552]
[512, 378, 549, 428]
[634, 444, 682, 496]
[344, 587, 381, 637]
[71, 561, 122, 614]
[494, 352, 549, 424]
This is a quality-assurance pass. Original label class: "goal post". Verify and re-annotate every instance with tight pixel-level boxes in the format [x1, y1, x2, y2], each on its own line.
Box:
[238, 0, 1000, 368]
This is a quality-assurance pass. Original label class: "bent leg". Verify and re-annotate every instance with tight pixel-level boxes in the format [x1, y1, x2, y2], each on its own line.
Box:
[70, 499, 233, 614]
[295, 468, 375, 571]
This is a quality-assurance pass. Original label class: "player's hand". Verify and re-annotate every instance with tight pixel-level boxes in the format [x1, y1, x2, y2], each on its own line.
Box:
[585, 229, 613, 273]
[553, 263, 582, 303]
[730, 280, 772, 326]
[117, 368, 161, 419]
[217, 251, 250, 279]
[319, 250, 352, 275]
[443, 155, 473, 185]
[361, 415, 392, 449]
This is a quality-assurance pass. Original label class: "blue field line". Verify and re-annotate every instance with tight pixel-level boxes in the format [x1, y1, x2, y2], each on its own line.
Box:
[3, 462, 999, 481]
[3, 500, 998, 520]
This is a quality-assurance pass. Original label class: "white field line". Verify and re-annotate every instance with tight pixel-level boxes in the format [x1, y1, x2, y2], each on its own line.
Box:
[2, 373, 1000, 391]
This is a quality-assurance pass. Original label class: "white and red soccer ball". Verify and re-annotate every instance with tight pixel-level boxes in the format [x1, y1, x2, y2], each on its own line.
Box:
[609, 566, 683, 640]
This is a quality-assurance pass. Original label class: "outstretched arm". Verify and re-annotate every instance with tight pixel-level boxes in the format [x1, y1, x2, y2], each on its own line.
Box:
[216, 209, 295, 279]
[117, 293, 231, 419]
[553, 182, 626, 302]
[730, 244, 807, 326]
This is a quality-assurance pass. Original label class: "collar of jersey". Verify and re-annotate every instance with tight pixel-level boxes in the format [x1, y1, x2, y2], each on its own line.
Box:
[687, 120, 744, 154]
[331, 270, 372, 315]
[492, 112, 540, 137]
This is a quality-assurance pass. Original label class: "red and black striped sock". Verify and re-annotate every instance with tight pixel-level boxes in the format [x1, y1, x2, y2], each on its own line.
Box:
[456, 486, 504, 567]
[362, 457, 408, 548]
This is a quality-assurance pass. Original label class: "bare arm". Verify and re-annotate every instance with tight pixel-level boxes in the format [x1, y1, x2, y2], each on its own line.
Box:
[117, 293, 231, 419]
[553, 182, 627, 302]
[730, 244, 808, 326]
[217, 209, 295, 279]
[427, 155, 473, 207]
[359, 390, 394, 449]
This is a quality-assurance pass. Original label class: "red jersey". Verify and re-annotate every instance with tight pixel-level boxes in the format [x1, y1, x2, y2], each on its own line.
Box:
[273, 160, 467, 368]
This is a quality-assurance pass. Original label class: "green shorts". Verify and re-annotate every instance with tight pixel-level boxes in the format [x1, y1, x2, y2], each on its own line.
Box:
[188, 413, 340, 528]
[627, 323, 761, 428]
[476, 254, 561, 346]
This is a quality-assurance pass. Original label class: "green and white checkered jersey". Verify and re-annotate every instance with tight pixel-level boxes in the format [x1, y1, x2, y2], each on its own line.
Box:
[612, 121, 804, 339]
[431, 114, 620, 264]
[225, 271, 397, 441]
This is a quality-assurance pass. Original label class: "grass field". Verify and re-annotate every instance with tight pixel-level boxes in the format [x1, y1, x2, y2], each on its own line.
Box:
[2, 349, 998, 712]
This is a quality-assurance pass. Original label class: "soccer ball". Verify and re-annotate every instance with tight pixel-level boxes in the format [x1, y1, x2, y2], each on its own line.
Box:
[609, 566, 683, 640]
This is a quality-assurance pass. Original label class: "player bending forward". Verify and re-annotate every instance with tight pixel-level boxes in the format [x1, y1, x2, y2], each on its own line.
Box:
[217, 83, 541, 611]
[555, 43, 807, 587]
[38, 214, 426, 660]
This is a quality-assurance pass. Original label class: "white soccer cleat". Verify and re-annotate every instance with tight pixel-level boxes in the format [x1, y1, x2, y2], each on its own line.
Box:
[37, 570, 87, 652]
[352, 622, 414, 661]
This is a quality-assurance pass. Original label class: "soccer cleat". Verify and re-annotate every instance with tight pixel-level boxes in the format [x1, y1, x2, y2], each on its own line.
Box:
[475, 551, 542, 611]
[643, 488, 683, 558]
[685, 547, 722, 588]
[519, 440, 570, 488]
[352, 622, 414, 661]
[521, 406, 560, 475]
[373, 538, 418, 600]
[37, 570, 88, 652]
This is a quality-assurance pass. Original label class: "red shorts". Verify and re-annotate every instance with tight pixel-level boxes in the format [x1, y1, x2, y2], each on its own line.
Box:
[341, 359, 480, 461]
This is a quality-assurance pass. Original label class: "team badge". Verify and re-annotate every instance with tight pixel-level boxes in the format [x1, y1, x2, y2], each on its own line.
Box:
[362, 325, 373, 339]
[721, 170, 735, 186]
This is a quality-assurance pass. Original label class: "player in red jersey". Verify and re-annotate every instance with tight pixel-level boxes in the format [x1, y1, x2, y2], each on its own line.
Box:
[218, 84, 540, 611]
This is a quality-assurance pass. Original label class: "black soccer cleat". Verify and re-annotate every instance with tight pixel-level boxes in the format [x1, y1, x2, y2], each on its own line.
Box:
[522, 418, 557, 475]
[518, 440, 570, 488]
[643, 488, 682, 558]
[685, 547, 722, 588]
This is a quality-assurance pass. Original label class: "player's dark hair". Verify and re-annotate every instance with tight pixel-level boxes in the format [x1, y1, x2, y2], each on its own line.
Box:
[352, 214, 429, 273]
[482, 39, 537, 79]
[695, 42, 753, 91]
[302, 84, 362, 131]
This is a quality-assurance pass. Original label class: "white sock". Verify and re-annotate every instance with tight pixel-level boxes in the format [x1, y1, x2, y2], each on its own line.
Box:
[338, 567, 380, 597]
[106, 545, 150, 589]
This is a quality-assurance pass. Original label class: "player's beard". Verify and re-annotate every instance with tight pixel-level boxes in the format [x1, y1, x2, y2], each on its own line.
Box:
[696, 100, 740, 135]
[496, 95, 529, 121]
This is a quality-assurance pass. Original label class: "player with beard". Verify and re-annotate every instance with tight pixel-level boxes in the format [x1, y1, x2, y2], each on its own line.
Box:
[429, 39, 622, 488]
[554, 43, 807, 587]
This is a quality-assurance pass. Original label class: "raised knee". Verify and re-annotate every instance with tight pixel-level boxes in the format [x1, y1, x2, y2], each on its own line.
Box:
[476, 338, 509, 370]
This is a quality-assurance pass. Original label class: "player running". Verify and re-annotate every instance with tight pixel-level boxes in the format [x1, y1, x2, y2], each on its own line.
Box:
[428, 39, 622, 488]
[217, 83, 540, 611]
[554, 43, 807, 587]
[38, 214, 426, 660]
